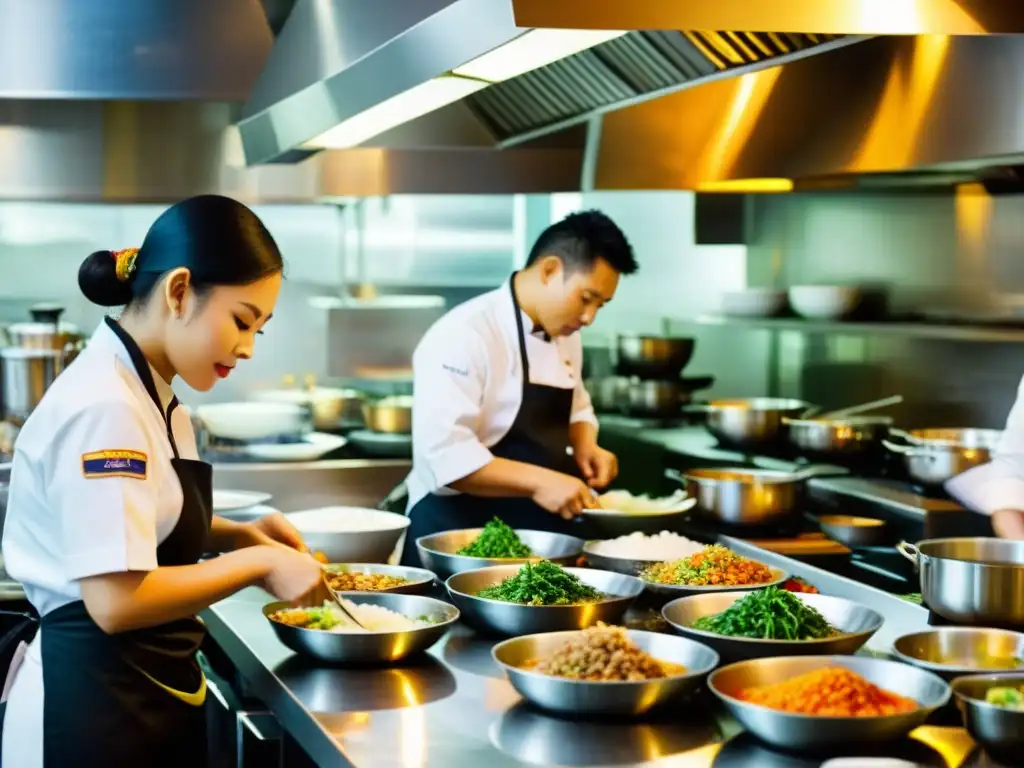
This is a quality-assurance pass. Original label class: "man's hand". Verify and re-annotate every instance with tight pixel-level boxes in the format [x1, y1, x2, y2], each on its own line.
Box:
[243, 513, 308, 552]
[532, 472, 600, 520]
[574, 443, 619, 489]
[992, 509, 1024, 539]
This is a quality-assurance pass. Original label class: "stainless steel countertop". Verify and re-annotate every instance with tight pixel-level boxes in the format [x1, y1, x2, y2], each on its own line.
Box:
[201, 543, 998, 768]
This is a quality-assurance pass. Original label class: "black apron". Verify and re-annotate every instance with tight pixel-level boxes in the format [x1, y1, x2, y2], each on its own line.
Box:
[0, 316, 213, 767]
[400, 277, 588, 568]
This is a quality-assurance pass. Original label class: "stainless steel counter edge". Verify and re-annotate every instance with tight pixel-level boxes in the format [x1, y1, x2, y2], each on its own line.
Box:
[211, 459, 411, 472]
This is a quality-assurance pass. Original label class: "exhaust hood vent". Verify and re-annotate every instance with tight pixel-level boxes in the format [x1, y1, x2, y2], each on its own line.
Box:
[468, 30, 846, 142]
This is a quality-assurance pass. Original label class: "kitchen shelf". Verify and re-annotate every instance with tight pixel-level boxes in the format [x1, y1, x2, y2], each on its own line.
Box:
[684, 314, 1024, 343]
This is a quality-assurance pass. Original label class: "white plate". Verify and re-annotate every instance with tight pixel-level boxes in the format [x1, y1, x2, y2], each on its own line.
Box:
[212, 489, 273, 512]
[583, 497, 696, 517]
[244, 433, 348, 462]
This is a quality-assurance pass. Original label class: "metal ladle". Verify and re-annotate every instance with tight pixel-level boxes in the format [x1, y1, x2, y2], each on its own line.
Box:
[816, 394, 904, 420]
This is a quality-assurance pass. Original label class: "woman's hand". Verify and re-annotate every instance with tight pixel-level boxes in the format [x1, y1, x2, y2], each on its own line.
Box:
[574, 443, 619, 489]
[244, 513, 308, 552]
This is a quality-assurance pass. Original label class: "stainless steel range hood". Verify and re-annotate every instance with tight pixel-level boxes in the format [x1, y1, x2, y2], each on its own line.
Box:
[237, 0, 859, 163]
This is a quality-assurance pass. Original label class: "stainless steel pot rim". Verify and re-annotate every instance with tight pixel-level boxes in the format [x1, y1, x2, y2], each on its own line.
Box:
[322, 563, 437, 586]
[683, 468, 810, 484]
[491, 629, 719, 686]
[416, 529, 585, 555]
[900, 537, 1024, 565]
[892, 628, 1024, 674]
[952, 671, 1024, 704]
[818, 515, 886, 528]
[784, 416, 894, 426]
[445, 567, 645, 603]
[705, 398, 810, 410]
[897, 428, 1002, 448]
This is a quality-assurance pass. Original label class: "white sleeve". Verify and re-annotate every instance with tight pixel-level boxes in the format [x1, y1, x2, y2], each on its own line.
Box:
[411, 329, 494, 491]
[569, 338, 598, 427]
[946, 374, 1024, 514]
[47, 400, 160, 579]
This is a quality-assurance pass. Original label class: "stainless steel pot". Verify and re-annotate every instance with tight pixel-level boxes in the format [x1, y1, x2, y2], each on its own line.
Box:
[898, 537, 1024, 625]
[586, 377, 702, 418]
[784, 415, 893, 457]
[697, 398, 813, 447]
[883, 428, 1001, 486]
[362, 395, 413, 435]
[254, 384, 365, 430]
[666, 466, 834, 526]
[1, 348, 60, 424]
[616, 334, 695, 379]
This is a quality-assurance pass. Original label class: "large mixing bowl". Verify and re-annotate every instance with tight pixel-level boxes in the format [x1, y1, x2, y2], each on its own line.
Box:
[417, 528, 584, 579]
[709, 655, 950, 752]
[892, 627, 1024, 681]
[263, 592, 459, 664]
[492, 629, 720, 718]
[285, 507, 410, 563]
[445, 565, 643, 636]
[662, 591, 883, 662]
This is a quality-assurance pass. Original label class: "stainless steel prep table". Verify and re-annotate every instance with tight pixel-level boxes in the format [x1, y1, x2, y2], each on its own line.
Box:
[201, 545, 999, 768]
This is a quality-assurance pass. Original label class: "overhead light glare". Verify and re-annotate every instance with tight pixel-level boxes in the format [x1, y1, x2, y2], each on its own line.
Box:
[699, 178, 794, 193]
[454, 28, 627, 83]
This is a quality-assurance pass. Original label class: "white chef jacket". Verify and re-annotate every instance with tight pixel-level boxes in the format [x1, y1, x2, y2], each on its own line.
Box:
[404, 279, 598, 511]
[1, 318, 199, 768]
[946, 372, 1024, 514]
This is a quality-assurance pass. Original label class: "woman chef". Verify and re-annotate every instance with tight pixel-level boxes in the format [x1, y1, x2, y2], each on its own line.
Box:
[0, 195, 322, 767]
[400, 210, 639, 567]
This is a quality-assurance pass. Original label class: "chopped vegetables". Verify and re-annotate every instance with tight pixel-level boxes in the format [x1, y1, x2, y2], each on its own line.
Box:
[780, 577, 819, 594]
[457, 517, 532, 558]
[271, 603, 344, 631]
[640, 545, 776, 587]
[985, 686, 1024, 708]
[269, 601, 434, 633]
[525, 623, 684, 681]
[477, 561, 603, 606]
[691, 587, 838, 640]
[324, 569, 410, 592]
[737, 667, 918, 716]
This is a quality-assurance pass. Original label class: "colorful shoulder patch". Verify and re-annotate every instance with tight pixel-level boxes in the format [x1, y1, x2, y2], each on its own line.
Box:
[81, 450, 148, 480]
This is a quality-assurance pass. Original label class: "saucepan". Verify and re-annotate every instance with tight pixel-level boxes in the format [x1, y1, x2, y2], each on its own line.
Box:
[254, 382, 365, 431]
[783, 395, 903, 459]
[898, 537, 1024, 626]
[884, 428, 1002, 486]
[665, 465, 838, 526]
[586, 377, 713, 418]
[362, 395, 414, 435]
[688, 398, 814, 448]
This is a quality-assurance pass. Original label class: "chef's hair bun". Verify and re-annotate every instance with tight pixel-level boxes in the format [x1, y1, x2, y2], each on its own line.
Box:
[79, 250, 134, 307]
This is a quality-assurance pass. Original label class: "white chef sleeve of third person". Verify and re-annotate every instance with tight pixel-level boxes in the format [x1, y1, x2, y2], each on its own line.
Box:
[946, 372, 1024, 514]
[47, 399, 160, 578]
[412, 331, 494, 491]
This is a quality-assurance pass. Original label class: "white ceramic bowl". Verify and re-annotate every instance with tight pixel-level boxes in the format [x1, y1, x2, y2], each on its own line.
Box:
[721, 289, 787, 318]
[196, 402, 308, 441]
[285, 507, 411, 563]
[788, 285, 863, 320]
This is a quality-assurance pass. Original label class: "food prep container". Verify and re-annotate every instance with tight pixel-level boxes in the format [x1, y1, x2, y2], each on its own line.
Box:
[0, 348, 61, 423]
[898, 537, 1024, 625]
[884, 428, 1002, 486]
[254, 385, 365, 430]
[195, 401, 309, 442]
[615, 335, 695, 379]
[784, 415, 893, 458]
[891, 627, 1024, 680]
[643, 566, 788, 600]
[263, 592, 458, 664]
[321, 563, 437, 595]
[817, 515, 889, 548]
[285, 507, 410, 563]
[787, 285, 864, 320]
[492, 629, 719, 718]
[362, 395, 413, 434]
[445, 565, 643, 636]
[416, 528, 584, 579]
[709, 655, 950, 752]
[662, 591, 882, 661]
[952, 672, 1024, 764]
[580, 496, 696, 538]
[694, 398, 813, 447]
[585, 376, 713, 418]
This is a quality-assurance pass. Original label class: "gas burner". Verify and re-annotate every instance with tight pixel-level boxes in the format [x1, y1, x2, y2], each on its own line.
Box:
[678, 513, 810, 544]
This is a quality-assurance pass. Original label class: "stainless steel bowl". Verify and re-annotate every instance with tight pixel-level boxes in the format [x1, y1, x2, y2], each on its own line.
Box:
[643, 567, 788, 600]
[898, 537, 1024, 626]
[445, 565, 644, 637]
[678, 468, 806, 526]
[580, 498, 696, 538]
[952, 672, 1024, 764]
[662, 591, 883, 662]
[582, 545, 666, 577]
[709, 655, 950, 752]
[417, 528, 585, 579]
[362, 395, 414, 434]
[616, 335, 695, 379]
[701, 398, 812, 446]
[817, 515, 889, 548]
[884, 428, 1002, 486]
[784, 416, 892, 457]
[321, 563, 437, 595]
[892, 628, 1024, 680]
[263, 592, 459, 664]
[491, 629, 720, 718]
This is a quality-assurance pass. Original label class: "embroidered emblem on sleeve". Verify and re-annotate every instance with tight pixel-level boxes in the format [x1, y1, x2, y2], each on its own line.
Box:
[81, 450, 148, 480]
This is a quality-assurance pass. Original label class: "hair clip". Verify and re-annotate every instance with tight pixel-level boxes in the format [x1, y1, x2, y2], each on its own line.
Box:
[112, 247, 140, 282]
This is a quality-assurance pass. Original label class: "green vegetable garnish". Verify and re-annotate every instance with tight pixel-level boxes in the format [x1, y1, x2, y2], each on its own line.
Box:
[457, 517, 532, 558]
[691, 586, 838, 640]
[477, 561, 602, 606]
[985, 686, 1024, 708]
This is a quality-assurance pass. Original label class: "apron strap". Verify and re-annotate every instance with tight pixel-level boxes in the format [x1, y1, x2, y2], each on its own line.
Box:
[508, 274, 532, 384]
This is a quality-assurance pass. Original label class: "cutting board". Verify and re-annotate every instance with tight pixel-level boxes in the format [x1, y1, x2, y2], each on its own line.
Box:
[739, 532, 851, 557]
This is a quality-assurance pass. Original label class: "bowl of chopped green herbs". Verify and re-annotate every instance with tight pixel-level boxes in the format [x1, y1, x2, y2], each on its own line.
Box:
[446, 561, 644, 636]
[417, 518, 585, 579]
[662, 587, 883, 662]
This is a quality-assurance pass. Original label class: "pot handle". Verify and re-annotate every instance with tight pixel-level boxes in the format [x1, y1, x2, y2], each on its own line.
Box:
[896, 540, 920, 567]
[882, 438, 920, 456]
[664, 468, 687, 485]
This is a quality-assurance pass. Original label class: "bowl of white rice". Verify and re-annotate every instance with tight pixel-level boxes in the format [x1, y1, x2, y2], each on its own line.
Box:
[583, 532, 706, 576]
[264, 592, 459, 664]
[285, 507, 411, 563]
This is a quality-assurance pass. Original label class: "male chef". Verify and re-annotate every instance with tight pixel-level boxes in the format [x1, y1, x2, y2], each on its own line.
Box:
[400, 210, 639, 566]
